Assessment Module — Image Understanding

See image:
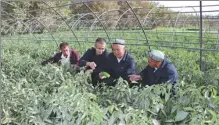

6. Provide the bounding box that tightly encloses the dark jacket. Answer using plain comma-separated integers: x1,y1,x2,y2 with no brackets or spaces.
139,57,178,86
106,51,136,81
41,49,80,66
79,48,109,73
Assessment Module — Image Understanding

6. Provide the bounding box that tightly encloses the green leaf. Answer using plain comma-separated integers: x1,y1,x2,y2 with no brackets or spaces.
204,89,210,98
167,84,172,92
161,109,167,117
165,93,170,102
171,106,177,114
164,119,174,123
1,117,16,124
183,107,193,112
175,111,189,122
211,87,217,97
208,110,217,119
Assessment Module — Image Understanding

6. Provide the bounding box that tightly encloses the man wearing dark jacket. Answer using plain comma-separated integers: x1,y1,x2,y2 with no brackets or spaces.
41,42,80,66
100,39,136,86
79,38,109,86
129,50,178,86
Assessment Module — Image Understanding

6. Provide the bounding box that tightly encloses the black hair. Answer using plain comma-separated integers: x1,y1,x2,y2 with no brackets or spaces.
59,42,69,49
95,38,106,44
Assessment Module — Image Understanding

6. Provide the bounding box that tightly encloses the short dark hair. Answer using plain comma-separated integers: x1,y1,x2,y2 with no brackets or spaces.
95,38,106,44
59,42,69,49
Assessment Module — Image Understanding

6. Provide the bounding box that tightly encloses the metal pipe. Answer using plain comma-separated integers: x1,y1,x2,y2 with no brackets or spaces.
83,2,110,42
199,1,203,71
126,1,150,51
0,1,2,124
42,2,80,47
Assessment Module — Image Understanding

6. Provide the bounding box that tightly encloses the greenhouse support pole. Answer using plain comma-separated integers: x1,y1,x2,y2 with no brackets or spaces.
0,0,2,124
83,3,111,42
199,1,203,71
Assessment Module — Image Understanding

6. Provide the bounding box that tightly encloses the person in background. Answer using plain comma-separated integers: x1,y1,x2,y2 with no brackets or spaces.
129,49,178,87
41,42,80,66
100,39,136,86
79,38,109,86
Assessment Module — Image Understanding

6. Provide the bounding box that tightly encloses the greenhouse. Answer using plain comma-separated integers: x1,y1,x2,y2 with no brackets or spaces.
1,0,219,124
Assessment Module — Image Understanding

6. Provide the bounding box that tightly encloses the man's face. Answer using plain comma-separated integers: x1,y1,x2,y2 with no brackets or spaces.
61,45,70,57
95,42,106,55
148,57,162,68
112,44,125,59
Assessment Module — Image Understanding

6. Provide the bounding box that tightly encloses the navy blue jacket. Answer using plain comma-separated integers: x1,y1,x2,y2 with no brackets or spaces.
79,48,109,73
106,51,136,81
139,57,178,86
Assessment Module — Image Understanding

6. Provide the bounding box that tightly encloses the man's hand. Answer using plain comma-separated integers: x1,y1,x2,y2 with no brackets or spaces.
129,75,142,82
86,62,97,70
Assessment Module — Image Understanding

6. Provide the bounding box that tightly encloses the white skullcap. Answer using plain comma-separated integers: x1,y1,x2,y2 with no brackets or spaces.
112,39,125,45
148,50,165,62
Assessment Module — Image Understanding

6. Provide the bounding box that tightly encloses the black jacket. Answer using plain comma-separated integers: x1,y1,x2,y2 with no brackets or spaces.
106,51,136,81
79,48,109,73
139,57,178,86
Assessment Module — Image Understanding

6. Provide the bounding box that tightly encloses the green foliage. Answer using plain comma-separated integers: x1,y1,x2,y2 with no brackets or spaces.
2,38,219,124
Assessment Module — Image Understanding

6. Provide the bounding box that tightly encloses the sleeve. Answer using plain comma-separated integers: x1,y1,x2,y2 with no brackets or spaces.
103,54,113,75
124,57,136,80
94,50,109,73
126,58,136,76
139,68,147,78
164,67,178,84
72,50,80,65
41,53,59,66
79,49,91,67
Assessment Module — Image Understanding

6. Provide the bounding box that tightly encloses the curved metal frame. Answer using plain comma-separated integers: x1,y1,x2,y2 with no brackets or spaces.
142,6,157,28
83,2,110,42
42,2,80,47
170,5,200,47
88,9,121,41
1,1,59,47
1,10,39,44
126,1,150,50
1,1,219,70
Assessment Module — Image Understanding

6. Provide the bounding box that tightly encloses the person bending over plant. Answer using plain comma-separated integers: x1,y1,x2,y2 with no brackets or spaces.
99,39,136,86
41,42,80,67
79,38,109,86
129,50,178,87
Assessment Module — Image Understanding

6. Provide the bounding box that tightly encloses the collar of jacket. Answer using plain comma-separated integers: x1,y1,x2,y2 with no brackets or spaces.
121,51,128,62
157,57,168,70
91,47,96,54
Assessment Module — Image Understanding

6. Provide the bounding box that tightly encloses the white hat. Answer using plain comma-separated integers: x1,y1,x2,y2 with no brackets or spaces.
148,50,165,62
112,39,125,45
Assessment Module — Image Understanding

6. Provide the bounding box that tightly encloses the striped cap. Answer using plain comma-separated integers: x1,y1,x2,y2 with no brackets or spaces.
112,39,125,45
148,50,165,62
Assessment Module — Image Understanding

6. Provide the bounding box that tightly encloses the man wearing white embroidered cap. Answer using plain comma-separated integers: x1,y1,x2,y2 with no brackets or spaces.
100,39,136,86
129,49,178,86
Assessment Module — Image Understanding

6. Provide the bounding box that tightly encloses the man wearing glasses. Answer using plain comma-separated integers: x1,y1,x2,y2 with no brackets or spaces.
129,50,178,86
99,39,136,86
79,38,109,86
